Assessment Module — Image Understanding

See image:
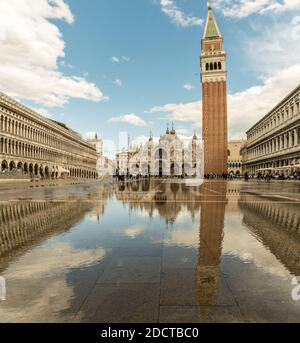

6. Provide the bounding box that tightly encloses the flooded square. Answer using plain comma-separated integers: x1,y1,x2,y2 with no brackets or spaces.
0,180,300,323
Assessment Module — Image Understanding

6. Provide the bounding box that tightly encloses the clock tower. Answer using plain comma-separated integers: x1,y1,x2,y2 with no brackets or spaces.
201,2,228,175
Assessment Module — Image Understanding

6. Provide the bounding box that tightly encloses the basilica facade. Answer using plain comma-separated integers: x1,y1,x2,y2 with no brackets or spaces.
115,126,202,178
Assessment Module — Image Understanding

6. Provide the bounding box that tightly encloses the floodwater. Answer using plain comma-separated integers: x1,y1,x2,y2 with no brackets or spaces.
0,179,300,323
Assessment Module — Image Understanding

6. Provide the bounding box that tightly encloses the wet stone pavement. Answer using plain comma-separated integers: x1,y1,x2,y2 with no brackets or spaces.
0,179,300,323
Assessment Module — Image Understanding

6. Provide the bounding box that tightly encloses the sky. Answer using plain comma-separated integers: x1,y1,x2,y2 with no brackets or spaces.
0,0,300,158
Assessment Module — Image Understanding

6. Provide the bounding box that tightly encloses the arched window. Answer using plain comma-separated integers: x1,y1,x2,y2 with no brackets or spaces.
210,63,213,70
218,62,222,70
206,63,209,71
214,62,217,70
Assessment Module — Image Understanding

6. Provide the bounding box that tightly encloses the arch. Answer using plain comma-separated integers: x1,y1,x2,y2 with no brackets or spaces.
210,62,213,70
34,164,39,176
45,166,49,178
1,160,8,171
39,165,44,178
214,62,218,70
9,161,16,171
218,62,222,70
29,163,34,174
17,162,23,171
24,163,28,174
206,63,209,71
155,148,168,160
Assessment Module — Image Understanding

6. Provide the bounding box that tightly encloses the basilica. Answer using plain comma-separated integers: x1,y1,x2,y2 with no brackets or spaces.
115,125,203,178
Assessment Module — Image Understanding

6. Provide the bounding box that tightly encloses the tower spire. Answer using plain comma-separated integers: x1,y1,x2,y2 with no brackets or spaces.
203,2,221,39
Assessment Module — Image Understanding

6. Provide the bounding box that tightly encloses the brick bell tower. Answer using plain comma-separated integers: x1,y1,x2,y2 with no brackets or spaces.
201,2,228,175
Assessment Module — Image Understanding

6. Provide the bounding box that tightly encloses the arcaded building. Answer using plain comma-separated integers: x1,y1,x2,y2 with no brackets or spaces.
244,85,300,176
201,4,228,175
227,140,246,176
0,91,98,179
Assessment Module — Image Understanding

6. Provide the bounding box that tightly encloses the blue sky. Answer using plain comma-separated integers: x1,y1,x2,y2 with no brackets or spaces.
0,0,300,157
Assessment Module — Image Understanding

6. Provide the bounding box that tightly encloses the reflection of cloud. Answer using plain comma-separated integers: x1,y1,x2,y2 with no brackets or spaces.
123,224,146,239
1,242,105,322
175,210,200,224
164,225,199,248
5,243,105,280
223,213,290,279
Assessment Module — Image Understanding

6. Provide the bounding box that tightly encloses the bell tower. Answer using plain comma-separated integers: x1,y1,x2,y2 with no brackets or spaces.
201,2,228,175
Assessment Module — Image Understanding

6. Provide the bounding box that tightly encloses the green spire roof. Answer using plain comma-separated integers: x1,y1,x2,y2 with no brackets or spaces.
203,5,221,39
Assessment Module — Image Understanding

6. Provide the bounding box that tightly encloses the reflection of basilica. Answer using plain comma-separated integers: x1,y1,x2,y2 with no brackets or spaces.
239,195,300,276
0,200,93,270
115,179,202,224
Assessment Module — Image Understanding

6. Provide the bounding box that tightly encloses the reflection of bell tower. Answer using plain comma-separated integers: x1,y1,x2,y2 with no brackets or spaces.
196,181,226,317
201,3,228,175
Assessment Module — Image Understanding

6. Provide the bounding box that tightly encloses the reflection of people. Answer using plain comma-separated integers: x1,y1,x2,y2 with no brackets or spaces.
0,276,6,301
196,181,226,318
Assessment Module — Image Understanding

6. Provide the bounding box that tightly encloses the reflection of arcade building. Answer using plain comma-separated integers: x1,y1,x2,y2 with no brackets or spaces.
239,194,300,276
116,126,202,178
0,200,93,269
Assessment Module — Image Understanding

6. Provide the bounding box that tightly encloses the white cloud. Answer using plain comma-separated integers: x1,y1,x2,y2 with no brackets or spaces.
109,113,148,127
111,56,130,63
111,56,120,63
82,131,101,141
214,0,300,17
113,79,123,88
150,101,201,123
29,106,53,118
159,0,203,27
131,135,160,147
183,83,194,91
245,20,300,75
176,128,190,135
0,0,107,107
